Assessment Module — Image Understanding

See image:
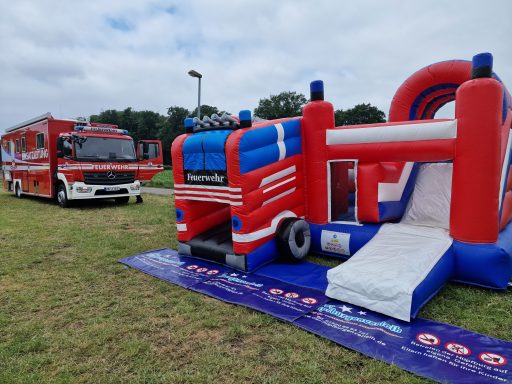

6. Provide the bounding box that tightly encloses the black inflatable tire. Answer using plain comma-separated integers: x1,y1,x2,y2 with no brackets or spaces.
276,218,311,261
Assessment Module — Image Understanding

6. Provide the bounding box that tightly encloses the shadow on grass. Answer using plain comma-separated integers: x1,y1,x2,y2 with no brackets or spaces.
10,193,137,210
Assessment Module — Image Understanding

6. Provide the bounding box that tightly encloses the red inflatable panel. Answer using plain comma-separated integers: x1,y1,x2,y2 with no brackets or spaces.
450,78,504,243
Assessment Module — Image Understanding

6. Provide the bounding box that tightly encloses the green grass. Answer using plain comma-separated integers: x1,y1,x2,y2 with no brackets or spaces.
144,170,174,189
0,191,511,383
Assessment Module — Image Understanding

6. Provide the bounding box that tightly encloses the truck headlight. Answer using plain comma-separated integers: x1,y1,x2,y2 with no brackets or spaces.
130,184,140,191
76,186,92,193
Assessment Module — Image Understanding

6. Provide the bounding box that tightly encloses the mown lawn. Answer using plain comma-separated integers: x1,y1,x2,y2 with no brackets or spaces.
144,170,174,189
0,191,511,384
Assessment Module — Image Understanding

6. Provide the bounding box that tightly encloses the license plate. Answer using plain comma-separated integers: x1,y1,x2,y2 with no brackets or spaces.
104,186,120,192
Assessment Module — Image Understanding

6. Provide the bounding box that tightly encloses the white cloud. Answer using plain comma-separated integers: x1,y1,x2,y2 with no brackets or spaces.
0,0,511,133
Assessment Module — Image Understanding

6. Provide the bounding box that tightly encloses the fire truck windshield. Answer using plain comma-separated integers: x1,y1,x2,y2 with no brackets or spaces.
74,137,136,162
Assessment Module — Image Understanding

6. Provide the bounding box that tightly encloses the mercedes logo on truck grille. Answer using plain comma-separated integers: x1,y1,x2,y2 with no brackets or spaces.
107,170,116,179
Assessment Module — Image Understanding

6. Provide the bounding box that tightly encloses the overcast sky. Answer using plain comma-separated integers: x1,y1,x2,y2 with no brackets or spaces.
0,0,511,133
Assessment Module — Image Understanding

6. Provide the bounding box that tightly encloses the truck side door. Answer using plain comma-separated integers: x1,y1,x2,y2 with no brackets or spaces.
136,140,164,182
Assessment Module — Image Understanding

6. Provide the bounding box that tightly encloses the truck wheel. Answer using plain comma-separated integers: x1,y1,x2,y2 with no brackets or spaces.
57,184,69,208
15,183,22,198
115,196,130,204
276,218,311,261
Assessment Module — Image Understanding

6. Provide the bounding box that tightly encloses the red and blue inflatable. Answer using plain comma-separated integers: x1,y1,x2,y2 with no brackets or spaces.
171,52,512,321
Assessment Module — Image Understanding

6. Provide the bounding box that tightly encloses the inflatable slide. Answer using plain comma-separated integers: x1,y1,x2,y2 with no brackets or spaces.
171,52,512,322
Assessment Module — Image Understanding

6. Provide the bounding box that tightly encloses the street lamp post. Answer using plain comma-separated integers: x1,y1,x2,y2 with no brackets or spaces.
188,70,202,119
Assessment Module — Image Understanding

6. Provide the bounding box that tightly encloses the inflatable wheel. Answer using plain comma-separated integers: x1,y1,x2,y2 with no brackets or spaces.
276,218,311,261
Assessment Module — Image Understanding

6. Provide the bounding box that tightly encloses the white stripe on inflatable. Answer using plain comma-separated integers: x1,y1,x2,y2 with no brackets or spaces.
177,223,187,231
259,165,296,187
174,184,242,192
499,132,512,209
262,176,296,194
326,120,457,145
232,210,297,243
262,187,296,206
378,162,415,202
174,189,242,199
175,195,242,205
275,123,286,160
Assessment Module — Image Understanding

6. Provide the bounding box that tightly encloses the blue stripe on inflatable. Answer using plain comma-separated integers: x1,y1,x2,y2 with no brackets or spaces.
309,222,381,258
184,153,204,170
452,221,512,289
239,119,302,174
411,247,455,318
182,130,232,171
378,163,420,222
409,83,459,120
245,238,279,272
420,93,456,119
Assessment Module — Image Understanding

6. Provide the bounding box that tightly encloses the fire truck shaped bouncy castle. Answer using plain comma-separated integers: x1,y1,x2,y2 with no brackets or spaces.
172,53,512,321
1,114,163,207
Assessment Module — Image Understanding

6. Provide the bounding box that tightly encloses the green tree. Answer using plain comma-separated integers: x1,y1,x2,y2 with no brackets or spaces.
159,106,190,165
254,91,307,120
189,105,229,119
334,103,386,126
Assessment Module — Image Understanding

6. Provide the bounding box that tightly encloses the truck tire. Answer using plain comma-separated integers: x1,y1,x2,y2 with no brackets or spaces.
276,218,311,261
115,196,130,204
15,183,22,198
57,184,70,208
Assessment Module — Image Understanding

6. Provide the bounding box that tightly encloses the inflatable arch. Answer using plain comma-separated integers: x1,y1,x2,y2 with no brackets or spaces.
171,53,512,321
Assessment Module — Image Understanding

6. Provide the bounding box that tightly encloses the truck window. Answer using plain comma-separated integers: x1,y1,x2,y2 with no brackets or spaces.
62,139,72,158
21,137,26,152
146,143,159,159
15,139,20,153
36,133,45,149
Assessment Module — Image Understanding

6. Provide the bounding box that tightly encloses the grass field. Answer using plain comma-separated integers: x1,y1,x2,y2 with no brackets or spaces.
144,170,174,189
1,191,511,383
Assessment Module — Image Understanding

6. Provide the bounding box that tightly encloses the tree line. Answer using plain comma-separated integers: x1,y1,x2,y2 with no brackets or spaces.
90,91,386,165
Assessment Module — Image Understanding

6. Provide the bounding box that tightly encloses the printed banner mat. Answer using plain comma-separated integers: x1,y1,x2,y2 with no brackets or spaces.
120,248,512,384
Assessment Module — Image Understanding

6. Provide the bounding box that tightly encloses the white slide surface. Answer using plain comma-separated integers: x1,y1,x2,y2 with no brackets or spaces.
326,223,452,321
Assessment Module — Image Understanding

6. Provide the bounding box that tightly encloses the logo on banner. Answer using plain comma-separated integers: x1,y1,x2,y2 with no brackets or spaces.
186,265,199,270
196,268,208,273
445,342,471,356
269,288,284,295
479,352,508,366
301,297,318,305
184,170,228,186
206,270,219,275
285,292,300,299
416,333,441,346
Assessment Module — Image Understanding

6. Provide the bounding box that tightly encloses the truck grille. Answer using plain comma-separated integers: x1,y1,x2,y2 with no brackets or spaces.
83,172,135,185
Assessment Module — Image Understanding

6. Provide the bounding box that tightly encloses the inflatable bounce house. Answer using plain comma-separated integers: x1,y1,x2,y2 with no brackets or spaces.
171,53,512,322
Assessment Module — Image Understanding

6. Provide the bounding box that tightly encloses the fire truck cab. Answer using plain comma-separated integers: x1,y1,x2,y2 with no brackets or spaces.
1,113,163,207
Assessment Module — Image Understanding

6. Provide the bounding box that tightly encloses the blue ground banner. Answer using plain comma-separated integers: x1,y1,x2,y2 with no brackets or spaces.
192,272,328,321
119,249,512,384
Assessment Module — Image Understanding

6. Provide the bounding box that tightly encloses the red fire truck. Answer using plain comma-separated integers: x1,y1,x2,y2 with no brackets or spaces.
1,113,163,207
